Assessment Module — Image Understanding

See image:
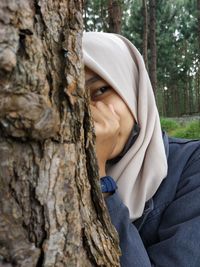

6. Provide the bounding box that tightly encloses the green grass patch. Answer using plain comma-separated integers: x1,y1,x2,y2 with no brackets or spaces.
173,120,200,139
160,117,200,139
160,117,180,132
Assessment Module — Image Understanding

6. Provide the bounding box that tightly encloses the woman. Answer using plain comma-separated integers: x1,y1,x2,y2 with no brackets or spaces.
83,32,200,267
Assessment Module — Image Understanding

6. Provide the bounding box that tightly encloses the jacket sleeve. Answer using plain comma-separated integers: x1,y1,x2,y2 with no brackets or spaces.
105,147,200,267
105,193,152,267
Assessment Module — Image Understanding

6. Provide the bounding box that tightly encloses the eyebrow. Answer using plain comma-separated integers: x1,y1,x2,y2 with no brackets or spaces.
86,75,101,86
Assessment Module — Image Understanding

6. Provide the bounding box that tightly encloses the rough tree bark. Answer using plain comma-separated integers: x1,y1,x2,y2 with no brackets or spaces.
149,0,157,96
0,0,120,266
108,0,122,34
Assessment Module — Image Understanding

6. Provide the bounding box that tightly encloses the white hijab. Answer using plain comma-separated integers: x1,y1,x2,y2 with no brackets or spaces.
83,32,168,221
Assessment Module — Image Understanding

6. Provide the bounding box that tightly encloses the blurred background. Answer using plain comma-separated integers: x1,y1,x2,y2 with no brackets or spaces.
83,0,200,138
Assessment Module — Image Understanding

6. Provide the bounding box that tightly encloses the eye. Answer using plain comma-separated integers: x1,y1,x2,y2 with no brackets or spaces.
92,86,110,99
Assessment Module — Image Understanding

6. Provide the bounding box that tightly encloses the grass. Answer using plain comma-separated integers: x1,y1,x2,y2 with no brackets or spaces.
160,117,200,139
160,117,180,133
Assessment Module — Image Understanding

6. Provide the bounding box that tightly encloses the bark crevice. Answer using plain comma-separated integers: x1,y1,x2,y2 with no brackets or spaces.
0,0,121,266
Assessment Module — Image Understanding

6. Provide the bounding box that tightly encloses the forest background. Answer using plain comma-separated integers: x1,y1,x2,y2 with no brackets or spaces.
84,0,200,138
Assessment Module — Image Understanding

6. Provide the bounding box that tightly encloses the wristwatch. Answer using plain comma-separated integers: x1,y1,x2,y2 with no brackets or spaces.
100,176,117,193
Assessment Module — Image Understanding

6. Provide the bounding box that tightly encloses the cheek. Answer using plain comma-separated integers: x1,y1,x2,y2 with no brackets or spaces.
116,103,133,121
120,107,134,131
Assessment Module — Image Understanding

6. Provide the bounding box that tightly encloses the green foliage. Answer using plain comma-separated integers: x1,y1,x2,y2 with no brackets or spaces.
160,117,180,132
160,117,200,139
84,0,200,117
122,0,143,50
173,120,200,139
84,0,125,32
83,0,108,32
122,0,200,117
156,0,199,116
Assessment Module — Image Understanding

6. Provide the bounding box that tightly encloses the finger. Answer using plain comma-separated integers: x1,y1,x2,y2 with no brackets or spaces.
90,104,105,123
91,102,120,135
95,101,116,121
91,102,114,124
108,104,120,121
93,120,102,135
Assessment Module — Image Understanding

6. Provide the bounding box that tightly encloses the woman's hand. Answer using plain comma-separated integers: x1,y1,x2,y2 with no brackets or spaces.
90,101,120,177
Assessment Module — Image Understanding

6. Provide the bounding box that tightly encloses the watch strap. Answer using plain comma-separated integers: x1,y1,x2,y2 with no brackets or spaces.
100,176,117,193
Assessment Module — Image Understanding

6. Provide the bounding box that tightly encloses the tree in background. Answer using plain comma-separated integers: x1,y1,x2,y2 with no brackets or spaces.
197,0,200,111
149,0,157,95
156,0,200,116
0,0,120,266
84,0,123,33
123,0,199,117
198,0,200,47
84,0,200,117
108,0,122,33
142,0,148,68
83,0,108,31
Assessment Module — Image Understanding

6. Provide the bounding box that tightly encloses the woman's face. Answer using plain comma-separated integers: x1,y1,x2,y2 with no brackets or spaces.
85,68,135,159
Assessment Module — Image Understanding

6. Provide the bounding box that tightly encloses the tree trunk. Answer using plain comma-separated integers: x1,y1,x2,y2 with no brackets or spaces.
149,0,157,97
83,0,89,32
196,0,200,114
0,1,120,266
197,71,200,113
197,0,200,50
172,84,180,117
108,0,122,33
142,0,148,68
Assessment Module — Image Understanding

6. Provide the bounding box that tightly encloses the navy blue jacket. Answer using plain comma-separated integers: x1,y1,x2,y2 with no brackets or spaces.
105,134,200,266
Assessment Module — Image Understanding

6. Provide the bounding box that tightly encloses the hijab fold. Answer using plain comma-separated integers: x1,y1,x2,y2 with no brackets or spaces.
83,32,168,221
